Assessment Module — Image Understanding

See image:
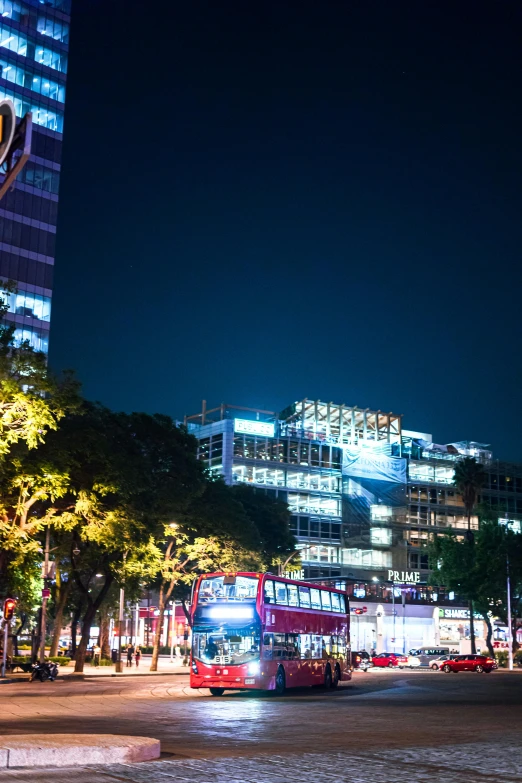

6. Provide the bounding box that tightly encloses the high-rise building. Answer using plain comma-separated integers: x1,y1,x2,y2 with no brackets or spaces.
0,0,71,354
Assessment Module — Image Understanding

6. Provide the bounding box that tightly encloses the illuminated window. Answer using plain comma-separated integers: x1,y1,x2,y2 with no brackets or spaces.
0,85,63,131
370,527,392,545
2,289,51,321
37,16,69,44
0,58,65,102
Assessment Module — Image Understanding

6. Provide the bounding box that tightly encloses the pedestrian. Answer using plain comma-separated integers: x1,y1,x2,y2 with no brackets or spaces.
135,646,141,668
175,643,181,659
126,643,134,668
93,644,101,667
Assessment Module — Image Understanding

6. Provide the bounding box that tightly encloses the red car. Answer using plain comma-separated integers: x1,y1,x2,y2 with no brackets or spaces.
371,652,408,668
441,654,495,673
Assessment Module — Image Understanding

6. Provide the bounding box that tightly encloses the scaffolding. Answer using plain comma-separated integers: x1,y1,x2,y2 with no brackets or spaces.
279,399,402,446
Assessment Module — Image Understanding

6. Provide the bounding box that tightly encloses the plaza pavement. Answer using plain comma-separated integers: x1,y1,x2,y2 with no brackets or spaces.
0,669,520,782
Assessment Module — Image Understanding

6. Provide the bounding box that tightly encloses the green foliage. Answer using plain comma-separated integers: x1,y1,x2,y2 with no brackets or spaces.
453,456,487,520
48,656,70,664
495,650,508,668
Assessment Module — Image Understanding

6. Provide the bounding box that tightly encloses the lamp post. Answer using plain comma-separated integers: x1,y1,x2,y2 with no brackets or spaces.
39,526,50,664
115,552,127,673
507,555,513,671
169,601,175,663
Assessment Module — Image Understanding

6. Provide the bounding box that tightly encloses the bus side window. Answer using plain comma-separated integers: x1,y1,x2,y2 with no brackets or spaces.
299,633,312,659
275,582,288,605
321,591,332,611
311,634,322,659
264,580,275,604
331,593,340,612
263,633,273,660
298,586,311,608
273,633,286,658
310,588,321,610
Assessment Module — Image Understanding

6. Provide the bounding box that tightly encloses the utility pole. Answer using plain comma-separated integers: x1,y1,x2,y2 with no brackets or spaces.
507,555,513,671
39,526,50,664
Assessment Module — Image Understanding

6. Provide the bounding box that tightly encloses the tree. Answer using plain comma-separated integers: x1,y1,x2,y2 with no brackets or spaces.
148,478,260,671
430,510,522,657
0,281,79,461
148,481,299,672
453,456,487,652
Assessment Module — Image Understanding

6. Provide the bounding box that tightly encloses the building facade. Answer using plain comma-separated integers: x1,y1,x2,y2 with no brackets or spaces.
185,399,522,653
0,0,71,354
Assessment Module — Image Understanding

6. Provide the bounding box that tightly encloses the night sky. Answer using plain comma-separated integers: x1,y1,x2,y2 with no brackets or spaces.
50,0,522,460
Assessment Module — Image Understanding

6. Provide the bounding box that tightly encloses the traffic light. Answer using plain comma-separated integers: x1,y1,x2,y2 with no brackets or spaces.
3,597,16,621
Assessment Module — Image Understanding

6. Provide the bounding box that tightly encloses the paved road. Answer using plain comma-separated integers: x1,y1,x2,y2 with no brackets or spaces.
0,670,521,781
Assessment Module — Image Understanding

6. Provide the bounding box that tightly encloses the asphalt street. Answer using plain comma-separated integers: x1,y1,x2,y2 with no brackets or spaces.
0,669,521,782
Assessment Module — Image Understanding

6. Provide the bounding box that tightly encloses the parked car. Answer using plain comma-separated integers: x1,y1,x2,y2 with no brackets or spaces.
429,654,458,671
371,652,408,668
441,654,495,673
407,647,451,668
351,651,373,671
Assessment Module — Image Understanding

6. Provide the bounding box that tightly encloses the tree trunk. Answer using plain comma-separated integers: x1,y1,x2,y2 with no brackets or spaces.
150,583,166,672
74,603,97,673
50,578,71,657
469,599,477,654
31,608,41,663
483,614,495,658
99,610,111,659
71,598,84,657
74,575,113,673
181,599,192,626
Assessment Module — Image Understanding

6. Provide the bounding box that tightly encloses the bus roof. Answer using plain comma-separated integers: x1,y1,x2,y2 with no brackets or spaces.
196,572,348,595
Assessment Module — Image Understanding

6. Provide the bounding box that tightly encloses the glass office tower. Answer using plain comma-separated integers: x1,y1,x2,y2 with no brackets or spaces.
0,0,71,354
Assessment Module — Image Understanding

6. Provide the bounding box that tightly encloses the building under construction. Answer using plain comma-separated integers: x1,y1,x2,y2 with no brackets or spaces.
185,398,522,584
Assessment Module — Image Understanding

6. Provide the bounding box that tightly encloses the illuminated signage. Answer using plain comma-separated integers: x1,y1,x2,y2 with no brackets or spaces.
207,605,254,620
439,608,470,620
234,418,275,438
388,570,421,584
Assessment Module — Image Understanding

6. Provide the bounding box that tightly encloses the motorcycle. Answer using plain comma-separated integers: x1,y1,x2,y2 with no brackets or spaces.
30,661,59,682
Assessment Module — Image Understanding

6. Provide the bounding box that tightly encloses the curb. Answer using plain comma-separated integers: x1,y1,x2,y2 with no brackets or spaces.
1,670,190,683
0,734,160,768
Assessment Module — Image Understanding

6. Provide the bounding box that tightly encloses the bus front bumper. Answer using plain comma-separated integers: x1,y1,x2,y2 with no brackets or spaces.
190,674,275,691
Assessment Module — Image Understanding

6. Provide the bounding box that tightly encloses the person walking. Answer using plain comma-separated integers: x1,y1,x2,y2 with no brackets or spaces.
126,643,134,668
135,646,141,668
93,644,101,667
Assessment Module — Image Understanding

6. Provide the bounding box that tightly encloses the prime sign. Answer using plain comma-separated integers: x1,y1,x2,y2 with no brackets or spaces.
388,570,421,584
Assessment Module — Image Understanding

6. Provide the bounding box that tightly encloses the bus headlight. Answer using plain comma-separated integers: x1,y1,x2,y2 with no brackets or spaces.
248,661,260,675
191,660,199,674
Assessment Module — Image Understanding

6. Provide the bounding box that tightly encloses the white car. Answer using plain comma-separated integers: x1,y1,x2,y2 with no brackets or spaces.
407,655,422,668
429,654,458,671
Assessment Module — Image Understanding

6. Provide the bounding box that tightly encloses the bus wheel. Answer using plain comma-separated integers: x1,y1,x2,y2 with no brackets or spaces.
209,687,225,696
331,664,340,689
275,666,286,696
324,664,333,689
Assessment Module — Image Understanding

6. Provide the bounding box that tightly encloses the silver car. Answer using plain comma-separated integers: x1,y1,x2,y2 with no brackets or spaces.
407,647,452,668
429,654,458,670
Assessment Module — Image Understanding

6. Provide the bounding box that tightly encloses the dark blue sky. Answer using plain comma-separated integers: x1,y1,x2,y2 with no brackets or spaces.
50,0,522,459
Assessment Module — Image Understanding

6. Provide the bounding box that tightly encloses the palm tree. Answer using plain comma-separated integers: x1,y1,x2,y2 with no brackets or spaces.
453,456,487,653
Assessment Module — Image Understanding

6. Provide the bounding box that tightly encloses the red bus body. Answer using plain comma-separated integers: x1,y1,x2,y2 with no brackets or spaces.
190,572,351,694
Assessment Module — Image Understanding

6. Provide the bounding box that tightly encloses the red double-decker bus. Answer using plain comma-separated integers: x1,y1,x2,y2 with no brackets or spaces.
189,572,351,696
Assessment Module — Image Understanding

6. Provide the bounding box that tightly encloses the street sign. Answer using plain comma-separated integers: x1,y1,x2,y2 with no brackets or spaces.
41,588,51,598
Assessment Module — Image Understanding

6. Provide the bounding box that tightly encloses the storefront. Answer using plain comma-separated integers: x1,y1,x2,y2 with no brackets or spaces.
350,602,438,654
437,607,485,652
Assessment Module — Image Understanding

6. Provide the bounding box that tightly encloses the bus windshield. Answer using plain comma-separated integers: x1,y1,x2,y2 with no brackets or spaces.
198,575,258,603
193,624,260,664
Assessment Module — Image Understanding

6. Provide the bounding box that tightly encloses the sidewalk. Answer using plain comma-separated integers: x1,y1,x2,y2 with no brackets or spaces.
2,656,190,683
